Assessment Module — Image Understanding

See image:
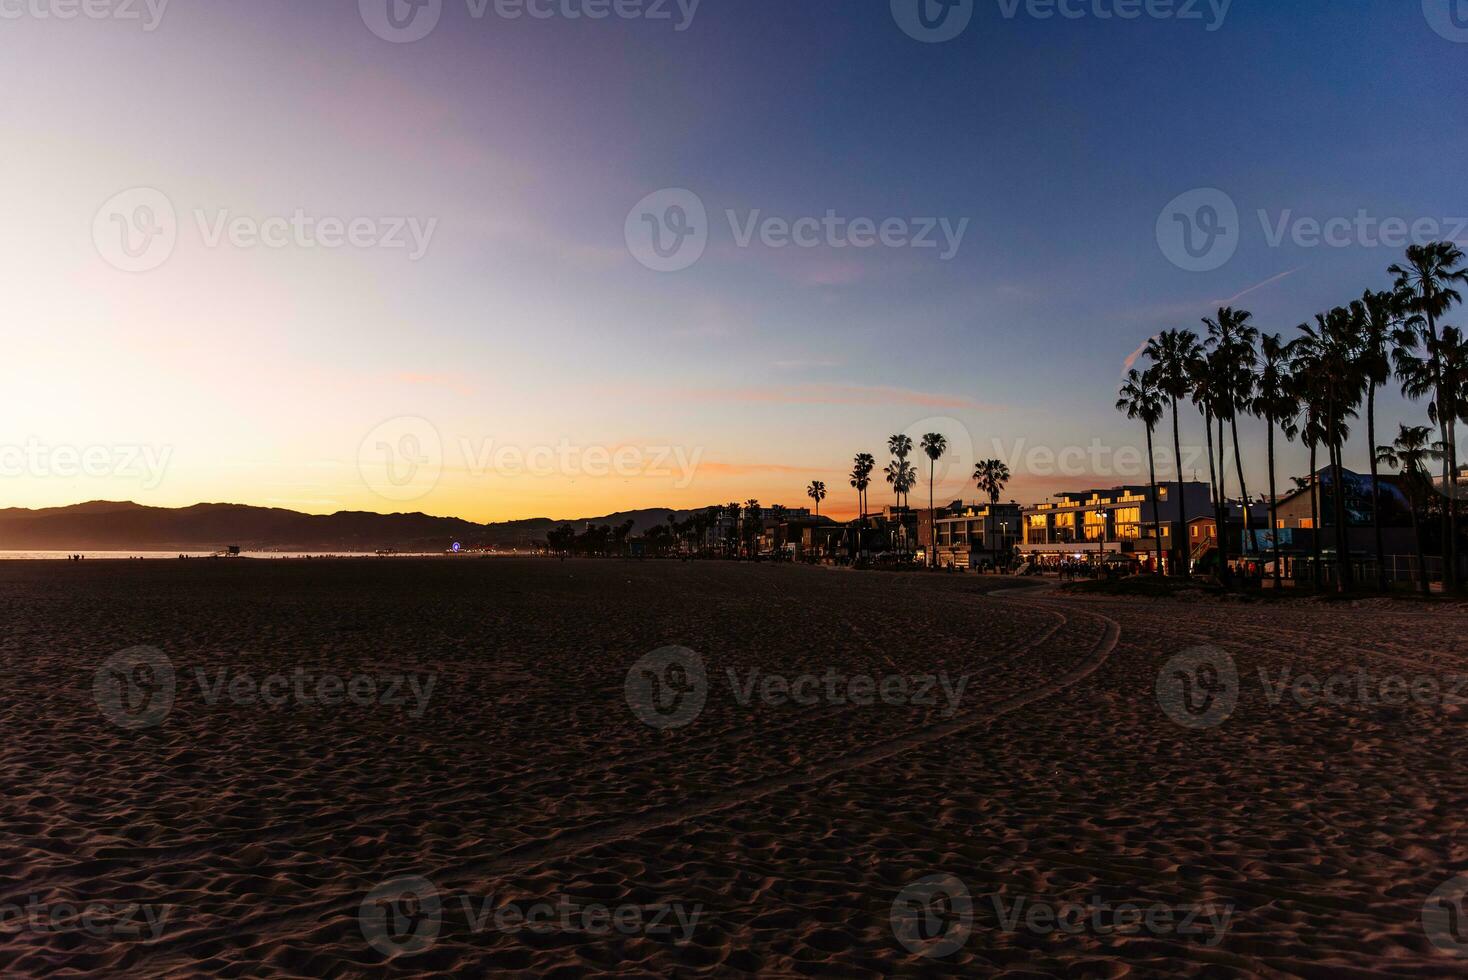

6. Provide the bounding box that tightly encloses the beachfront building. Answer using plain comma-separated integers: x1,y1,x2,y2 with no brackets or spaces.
1020,482,1212,570
930,502,1024,570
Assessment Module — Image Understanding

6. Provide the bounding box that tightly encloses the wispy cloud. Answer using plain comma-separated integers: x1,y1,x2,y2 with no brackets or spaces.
615,383,996,410
1118,267,1304,372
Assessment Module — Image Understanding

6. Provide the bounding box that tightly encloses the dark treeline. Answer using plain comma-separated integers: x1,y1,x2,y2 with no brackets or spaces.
1117,241,1467,594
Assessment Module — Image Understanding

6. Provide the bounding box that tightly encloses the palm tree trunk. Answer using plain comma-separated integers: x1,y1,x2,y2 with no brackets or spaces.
928,462,935,569
1267,418,1282,590
1309,442,1323,589
1216,414,1231,583
1170,397,1188,578
1367,384,1386,591
1146,424,1163,576
1202,408,1222,580
1329,428,1353,592
1427,307,1456,591
1231,416,1254,575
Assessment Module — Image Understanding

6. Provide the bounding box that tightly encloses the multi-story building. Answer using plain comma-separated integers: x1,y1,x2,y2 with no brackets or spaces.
930,502,1024,569
1020,482,1212,568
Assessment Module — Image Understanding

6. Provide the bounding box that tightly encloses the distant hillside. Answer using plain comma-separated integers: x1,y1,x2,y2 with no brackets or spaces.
0,502,710,552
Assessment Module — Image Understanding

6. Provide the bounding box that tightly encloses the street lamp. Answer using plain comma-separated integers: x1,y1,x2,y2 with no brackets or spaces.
1094,507,1108,563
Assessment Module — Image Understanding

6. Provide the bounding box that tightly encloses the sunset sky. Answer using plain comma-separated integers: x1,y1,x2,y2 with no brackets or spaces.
2,0,1465,522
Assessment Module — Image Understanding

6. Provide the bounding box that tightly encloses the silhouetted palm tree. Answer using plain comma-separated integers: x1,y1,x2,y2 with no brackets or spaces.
1251,333,1299,590
1390,242,1468,590
1190,345,1230,582
920,433,947,567
887,434,914,509
743,499,761,558
974,458,1011,563
1353,290,1400,590
851,452,875,521
1145,329,1203,577
1295,310,1361,591
1116,368,1165,575
1205,307,1259,563
806,480,826,518
1377,424,1441,595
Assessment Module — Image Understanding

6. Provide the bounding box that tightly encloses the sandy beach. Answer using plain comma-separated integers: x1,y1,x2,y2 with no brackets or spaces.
1,558,1466,976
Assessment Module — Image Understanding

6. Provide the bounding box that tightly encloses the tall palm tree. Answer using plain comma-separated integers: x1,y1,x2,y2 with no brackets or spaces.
1353,290,1399,590
850,452,874,520
1204,307,1260,564
887,434,914,508
743,498,761,558
920,433,948,567
1190,346,1230,582
1377,425,1441,596
1116,368,1166,575
1251,333,1299,590
1295,310,1361,591
974,458,1012,563
806,480,826,518
1144,328,1203,577
1390,242,1468,590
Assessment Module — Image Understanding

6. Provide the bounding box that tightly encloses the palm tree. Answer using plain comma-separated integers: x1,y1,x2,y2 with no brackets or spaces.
1116,368,1166,575
850,453,874,521
1390,242,1468,590
1204,307,1260,565
743,498,761,558
1295,310,1361,591
1145,329,1204,577
806,480,826,518
974,458,1012,564
887,435,914,507
1377,425,1441,596
1353,290,1399,590
1189,345,1229,582
1251,333,1299,590
920,433,948,567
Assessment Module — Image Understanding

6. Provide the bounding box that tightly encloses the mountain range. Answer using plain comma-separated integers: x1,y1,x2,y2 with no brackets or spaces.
0,501,700,552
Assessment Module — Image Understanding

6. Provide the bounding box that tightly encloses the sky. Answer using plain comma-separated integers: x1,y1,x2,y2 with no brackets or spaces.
1,0,1465,522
